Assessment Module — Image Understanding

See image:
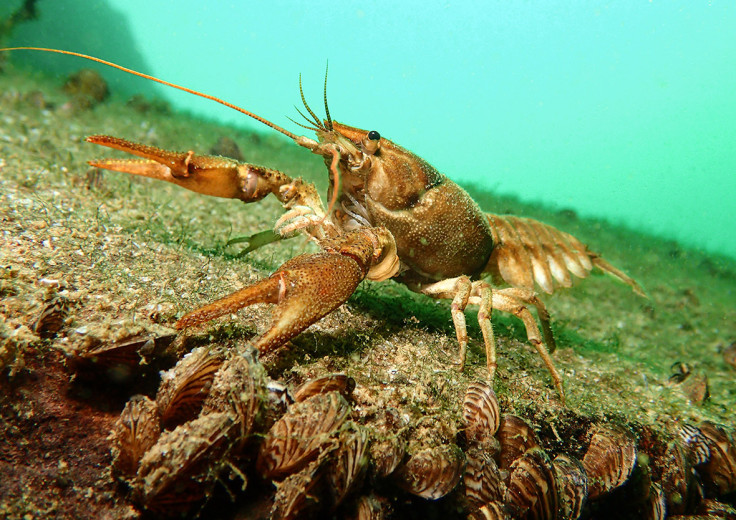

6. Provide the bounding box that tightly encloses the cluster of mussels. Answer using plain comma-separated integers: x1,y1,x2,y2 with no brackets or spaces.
462,383,736,519
100,342,735,519
462,382,641,519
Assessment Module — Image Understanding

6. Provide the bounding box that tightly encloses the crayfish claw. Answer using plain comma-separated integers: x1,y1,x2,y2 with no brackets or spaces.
176,252,365,354
175,276,282,331
176,228,397,355
86,135,305,204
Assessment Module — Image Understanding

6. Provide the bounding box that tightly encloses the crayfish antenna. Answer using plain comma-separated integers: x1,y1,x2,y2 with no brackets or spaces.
0,47,301,141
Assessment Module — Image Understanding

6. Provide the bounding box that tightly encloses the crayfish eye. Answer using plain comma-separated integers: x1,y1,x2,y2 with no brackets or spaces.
362,130,381,155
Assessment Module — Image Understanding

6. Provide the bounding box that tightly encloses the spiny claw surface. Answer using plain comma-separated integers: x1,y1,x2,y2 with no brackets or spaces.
175,252,366,353
86,135,292,203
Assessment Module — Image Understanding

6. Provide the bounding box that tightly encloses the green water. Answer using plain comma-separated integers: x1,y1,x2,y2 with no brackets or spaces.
5,0,736,259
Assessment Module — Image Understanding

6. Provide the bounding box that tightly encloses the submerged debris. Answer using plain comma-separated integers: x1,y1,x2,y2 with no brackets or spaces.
0,0,39,50
209,136,245,161
724,342,736,370
62,69,109,103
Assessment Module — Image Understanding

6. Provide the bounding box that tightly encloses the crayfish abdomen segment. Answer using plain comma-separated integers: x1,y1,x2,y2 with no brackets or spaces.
485,214,645,296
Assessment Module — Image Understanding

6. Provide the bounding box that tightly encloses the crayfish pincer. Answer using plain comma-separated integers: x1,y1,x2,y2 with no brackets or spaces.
174,227,400,352
1,47,646,403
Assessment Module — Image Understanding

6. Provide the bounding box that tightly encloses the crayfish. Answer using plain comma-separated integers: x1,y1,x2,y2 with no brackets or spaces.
2,47,645,402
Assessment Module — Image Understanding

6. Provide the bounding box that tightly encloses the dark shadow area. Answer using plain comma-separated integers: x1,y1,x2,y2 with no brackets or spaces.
6,0,161,99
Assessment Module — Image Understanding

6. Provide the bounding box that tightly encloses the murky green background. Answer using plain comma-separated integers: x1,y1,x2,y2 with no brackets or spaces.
5,0,736,259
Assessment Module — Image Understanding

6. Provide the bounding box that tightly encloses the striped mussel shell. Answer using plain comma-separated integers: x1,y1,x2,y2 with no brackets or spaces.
293,373,356,403
696,421,736,497
582,424,637,500
368,407,407,479
134,412,236,512
467,501,511,520
32,298,68,338
661,440,700,515
724,342,736,369
349,494,389,520
552,454,588,520
71,332,175,381
505,447,558,520
201,353,266,441
641,483,666,520
496,415,540,471
264,380,291,427
110,394,161,478
370,435,407,480
678,423,711,466
257,391,350,479
699,497,736,517
155,346,224,429
464,444,506,509
328,424,370,507
394,443,465,499
463,381,501,444
271,454,330,520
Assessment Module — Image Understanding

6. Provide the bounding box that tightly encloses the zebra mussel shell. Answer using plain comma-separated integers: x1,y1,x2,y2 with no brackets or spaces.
678,423,711,466
370,434,407,480
368,407,407,479
465,445,506,509
464,381,501,443
697,421,736,497
328,425,370,507
71,332,174,380
723,341,736,370
505,447,558,520
661,441,695,516
110,394,161,478
642,483,666,520
134,412,236,512
271,455,329,520
201,354,264,440
257,391,350,479
698,497,736,517
582,424,637,500
553,454,588,520
395,443,465,499
155,346,224,429
293,373,356,403
497,415,540,470
32,298,68,338
467,501,511,520
349,494,390,520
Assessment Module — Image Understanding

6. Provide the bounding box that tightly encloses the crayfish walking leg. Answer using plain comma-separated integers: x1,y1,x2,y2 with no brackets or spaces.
418,278,564,403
